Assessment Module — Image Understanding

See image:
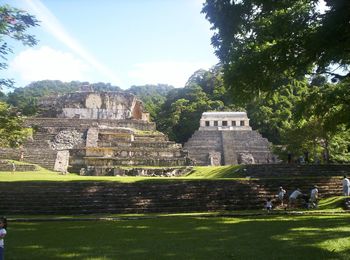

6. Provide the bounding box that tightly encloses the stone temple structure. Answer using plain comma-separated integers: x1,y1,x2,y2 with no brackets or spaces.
184,112,273,165
0,89,191,176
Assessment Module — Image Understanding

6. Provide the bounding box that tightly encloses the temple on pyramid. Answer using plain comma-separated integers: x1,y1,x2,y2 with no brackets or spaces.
0,88,192,176
184,112,274,165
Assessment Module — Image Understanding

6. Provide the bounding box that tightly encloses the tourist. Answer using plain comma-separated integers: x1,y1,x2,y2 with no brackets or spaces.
342,176,350,196
277,186,287,206
265,198,273,213
288,188,302,208
309,185,319,209
287,152,292,164
19,150,24,161
11,162,15,173
0,217,7,260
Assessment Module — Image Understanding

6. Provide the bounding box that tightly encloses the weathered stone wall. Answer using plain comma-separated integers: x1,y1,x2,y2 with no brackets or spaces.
91,166,193,177
53,150,70,173
26,118,156,131
183,130,223,165
184,130,273,165
1,90,191,174
19,119,190,173
38,92,146,120
0,160,38,171
184,111,274,166
0,174,344,214
49,129,84,150
221,130,272,164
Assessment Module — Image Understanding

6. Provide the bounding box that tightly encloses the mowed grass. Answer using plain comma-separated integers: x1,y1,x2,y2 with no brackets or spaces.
6,214,350,260
185,165,241,178
0,164,242,182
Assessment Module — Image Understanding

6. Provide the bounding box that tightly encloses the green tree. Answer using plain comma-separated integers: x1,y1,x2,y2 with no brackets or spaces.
202,0,350,162
0,4,39,89
156,67,229,143
0,4,38,147
128,84,174,120
0,101,31,147
247,79,309,144
202,0,350,102
292,78,350,162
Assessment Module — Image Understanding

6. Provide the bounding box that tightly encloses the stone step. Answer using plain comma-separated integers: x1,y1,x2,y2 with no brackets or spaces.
0,177,345,214
83,157,189,167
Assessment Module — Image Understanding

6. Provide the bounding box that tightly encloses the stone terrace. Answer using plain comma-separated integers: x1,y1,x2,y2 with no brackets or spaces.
0,165,348,215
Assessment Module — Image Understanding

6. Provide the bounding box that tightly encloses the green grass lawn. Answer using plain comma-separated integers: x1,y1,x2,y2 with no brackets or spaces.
2,163,349,259
5,214,350,260
0,164,243,182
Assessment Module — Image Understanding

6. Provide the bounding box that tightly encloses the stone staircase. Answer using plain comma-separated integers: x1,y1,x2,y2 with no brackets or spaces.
184,130,273,165
0,160,38,171
20,130,58,170
221,130,272,164
69,128,191,174
0,117,192,174
27,118,156,131
0,172,345,214
239,164,350,177
184,130,223,165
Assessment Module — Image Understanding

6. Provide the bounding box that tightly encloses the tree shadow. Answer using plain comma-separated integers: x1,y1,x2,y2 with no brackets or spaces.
7,215,350,259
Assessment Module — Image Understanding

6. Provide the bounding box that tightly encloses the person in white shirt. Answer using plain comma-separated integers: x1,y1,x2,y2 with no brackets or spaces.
0,217,7,260
342,176,350,196
277,186,287,206
309,185,319,208
288,188,302,208
265,198,273,212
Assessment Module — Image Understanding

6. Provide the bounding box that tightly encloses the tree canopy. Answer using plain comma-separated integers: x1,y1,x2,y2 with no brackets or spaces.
0,4,39,89
202,0,350,102
128,84,174,120
155,65,240,143
0,4,39,147
201,0,350,162
0,101,31,147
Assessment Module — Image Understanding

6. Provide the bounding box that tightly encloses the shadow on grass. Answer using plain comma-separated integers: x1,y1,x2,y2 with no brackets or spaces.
7,215,350,259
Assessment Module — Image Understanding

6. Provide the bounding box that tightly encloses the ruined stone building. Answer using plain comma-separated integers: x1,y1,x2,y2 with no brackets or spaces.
184,112,273,165
0,89,191,175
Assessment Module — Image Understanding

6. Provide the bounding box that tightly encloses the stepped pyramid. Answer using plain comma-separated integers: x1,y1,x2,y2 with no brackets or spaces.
184,112,274,165
0,87,191,175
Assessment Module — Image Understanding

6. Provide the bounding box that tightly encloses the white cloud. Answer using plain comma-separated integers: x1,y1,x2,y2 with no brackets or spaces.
128,61,213,87
9,46,90,83
22,0,122,86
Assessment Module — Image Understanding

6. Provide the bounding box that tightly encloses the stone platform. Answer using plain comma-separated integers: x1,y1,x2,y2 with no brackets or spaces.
0,90,192,175
0,165,348,214
184,112,273,166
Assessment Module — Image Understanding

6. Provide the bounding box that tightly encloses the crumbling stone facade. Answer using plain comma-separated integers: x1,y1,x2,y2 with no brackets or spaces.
38,91,146,120
0,89,191,175
184,112,274,165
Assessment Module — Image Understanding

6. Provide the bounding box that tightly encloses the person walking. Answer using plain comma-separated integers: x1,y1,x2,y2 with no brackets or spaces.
277,186,287,206
342,176,350,196
0,217,7,260
11,162,16,173
309,185,319,209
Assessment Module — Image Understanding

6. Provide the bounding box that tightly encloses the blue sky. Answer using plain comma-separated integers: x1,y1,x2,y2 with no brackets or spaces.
2,0,219,89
